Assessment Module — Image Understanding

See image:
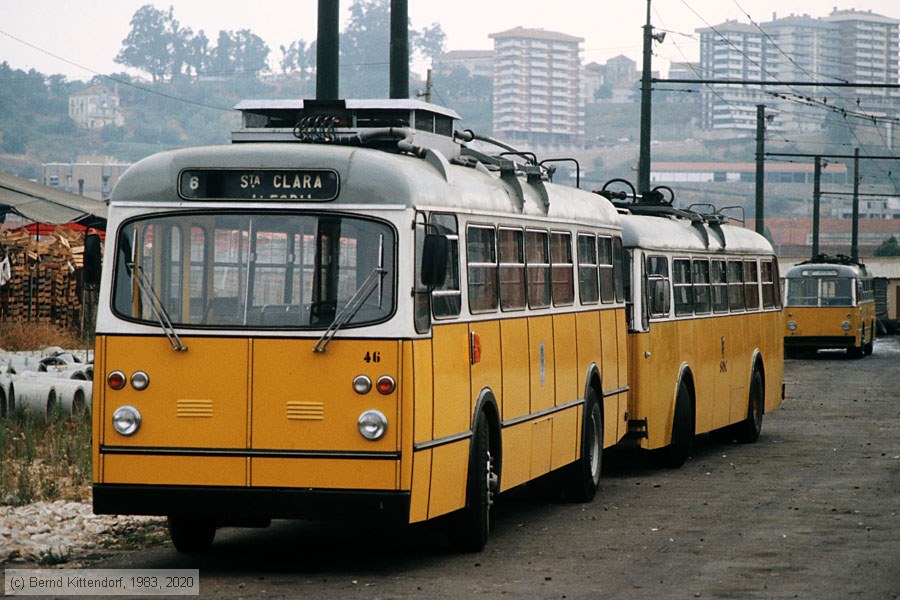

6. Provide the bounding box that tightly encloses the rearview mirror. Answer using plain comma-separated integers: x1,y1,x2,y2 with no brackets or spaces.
421,234,449,288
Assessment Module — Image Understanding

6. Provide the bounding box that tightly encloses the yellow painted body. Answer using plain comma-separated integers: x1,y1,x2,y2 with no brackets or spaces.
94,306,628,524
626,310,784,450
784,302,876,353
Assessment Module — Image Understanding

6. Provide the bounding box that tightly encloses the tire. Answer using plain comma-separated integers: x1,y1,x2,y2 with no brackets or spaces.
735,369,764,444
661,381,693,469
563,389,602,502
450,413,497,552
168,516,216,553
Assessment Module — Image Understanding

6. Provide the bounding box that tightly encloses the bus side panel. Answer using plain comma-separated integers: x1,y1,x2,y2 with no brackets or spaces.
500,422,532,491
599,309,620,446
409,339,434,523
431,323,472,439
615,308,629,441
711,317,733,431
470,320,502,413
728,314,751,424
499,318,530,422
550,406,579,471
427,440,469,519
552,313,578,408
528,315,556,414
639,321,679,450
409,447,432,522
92,336,106,484
764,310,785,413
691,317,719,434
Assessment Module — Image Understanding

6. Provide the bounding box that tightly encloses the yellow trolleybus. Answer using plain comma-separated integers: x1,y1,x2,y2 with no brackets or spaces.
598,182,784,466
92,99,628,552
783,254,876,358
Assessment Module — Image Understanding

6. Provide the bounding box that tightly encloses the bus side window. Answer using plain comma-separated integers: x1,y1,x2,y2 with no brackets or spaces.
744,259,760,310
727,260,745,311
467,224,498,313
673,258,693,316
761,259,777,309
646,255,670,318
499,227,526,310
711,259,728,313
526,229,551,309
692,258,711,314
577,233,599,304
431,213,461,319
598,236,614,303
613,237,625,303
550,231,574,306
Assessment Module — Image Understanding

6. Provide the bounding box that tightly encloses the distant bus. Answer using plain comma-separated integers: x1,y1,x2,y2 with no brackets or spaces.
783,255,876,358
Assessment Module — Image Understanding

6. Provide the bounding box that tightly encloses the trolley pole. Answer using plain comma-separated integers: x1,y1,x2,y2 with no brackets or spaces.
755,105,766,235
812,156,822,259
851,147,860,261
638,0,653,195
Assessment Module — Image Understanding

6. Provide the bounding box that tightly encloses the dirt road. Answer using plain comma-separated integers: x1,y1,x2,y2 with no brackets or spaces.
39,337,900,598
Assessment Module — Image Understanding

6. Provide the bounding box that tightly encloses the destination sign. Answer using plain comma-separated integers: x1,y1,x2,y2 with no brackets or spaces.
179,169,340,201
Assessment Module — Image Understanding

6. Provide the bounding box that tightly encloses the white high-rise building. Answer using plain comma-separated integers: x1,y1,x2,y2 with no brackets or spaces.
489,27,584,148
697,8,899,132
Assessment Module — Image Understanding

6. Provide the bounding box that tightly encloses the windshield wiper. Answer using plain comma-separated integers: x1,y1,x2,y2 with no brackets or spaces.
129,262,188,352
312,265,386,353
313,234,385,353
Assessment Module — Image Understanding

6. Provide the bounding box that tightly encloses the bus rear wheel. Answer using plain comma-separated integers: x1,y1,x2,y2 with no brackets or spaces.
450,413,497,552
168,516,216,553
735,369,764,443
564,389,602,502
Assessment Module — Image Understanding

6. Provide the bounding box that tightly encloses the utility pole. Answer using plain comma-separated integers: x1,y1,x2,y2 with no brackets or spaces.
851,147,860,261
812,156,821,259
638,0,653,194
755,105,766,235
316,0,340,100
389,0,409,99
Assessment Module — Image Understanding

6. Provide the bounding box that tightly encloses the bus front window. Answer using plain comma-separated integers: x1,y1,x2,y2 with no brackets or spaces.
112,212,395,329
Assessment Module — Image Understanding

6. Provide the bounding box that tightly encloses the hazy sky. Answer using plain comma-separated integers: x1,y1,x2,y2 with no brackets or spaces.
1,0,898,80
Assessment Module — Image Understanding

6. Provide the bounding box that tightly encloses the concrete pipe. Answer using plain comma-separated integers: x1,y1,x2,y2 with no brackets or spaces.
10,378,58,420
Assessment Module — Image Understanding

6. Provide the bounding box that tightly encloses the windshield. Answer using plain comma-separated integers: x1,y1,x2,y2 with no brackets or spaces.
786,276,853,307
112,212,395,329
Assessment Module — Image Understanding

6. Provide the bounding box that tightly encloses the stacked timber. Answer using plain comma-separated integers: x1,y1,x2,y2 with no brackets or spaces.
0,227,86,329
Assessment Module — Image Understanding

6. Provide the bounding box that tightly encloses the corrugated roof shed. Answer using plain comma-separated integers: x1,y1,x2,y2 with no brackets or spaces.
0,172,107,226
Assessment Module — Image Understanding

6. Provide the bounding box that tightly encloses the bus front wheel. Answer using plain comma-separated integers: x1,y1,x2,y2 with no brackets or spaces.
168,516,216,553
450,412,497,552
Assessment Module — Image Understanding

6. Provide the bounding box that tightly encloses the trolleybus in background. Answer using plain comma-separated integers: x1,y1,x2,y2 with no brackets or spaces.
598,181,784,467
783,254,876,358
92,99,782,552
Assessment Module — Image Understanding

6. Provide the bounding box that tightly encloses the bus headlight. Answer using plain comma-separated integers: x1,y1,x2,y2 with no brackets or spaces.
112,406,142,436
787,320,797,331
358,409,387,440
841,321,852,331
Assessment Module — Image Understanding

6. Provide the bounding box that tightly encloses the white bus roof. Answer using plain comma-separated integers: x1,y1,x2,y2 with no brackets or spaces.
620,212,774,256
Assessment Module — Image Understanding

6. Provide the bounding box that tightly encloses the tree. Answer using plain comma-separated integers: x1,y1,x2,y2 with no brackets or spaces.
115,5,170,82
874,235,900,257
413,23,446,65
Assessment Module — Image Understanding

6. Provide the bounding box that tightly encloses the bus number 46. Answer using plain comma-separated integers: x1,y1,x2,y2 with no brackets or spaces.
364,351,381,363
